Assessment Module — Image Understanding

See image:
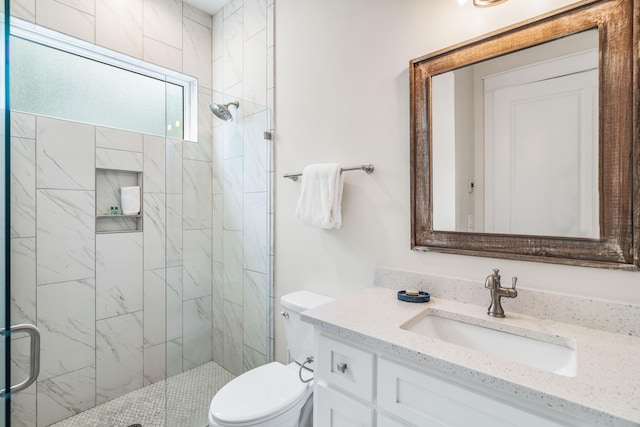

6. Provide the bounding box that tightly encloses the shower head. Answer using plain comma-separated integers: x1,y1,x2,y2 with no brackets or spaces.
209,101,239,122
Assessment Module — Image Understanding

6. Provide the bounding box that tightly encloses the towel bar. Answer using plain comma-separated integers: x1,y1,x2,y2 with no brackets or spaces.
284,164,374,181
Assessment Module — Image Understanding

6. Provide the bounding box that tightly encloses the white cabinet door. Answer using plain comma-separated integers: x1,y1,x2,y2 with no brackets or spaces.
315,383,374,427
377,358,569,427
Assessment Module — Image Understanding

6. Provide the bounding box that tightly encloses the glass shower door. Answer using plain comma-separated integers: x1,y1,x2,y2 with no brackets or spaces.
1,3,41,426
1,1,9,423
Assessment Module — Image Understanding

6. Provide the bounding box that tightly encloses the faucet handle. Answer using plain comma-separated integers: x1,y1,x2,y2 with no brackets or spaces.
511,276,518,290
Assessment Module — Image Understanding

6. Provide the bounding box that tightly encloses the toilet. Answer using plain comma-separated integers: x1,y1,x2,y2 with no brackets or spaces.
208,291,335,427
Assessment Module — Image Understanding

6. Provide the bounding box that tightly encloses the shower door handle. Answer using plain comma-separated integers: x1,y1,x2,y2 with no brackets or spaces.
0,324,41,397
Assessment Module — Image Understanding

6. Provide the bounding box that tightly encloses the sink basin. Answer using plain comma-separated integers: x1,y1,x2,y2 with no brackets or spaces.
401,313,577,377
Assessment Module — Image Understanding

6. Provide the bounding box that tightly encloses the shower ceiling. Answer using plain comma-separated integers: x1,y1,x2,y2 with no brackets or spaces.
182,0,228,15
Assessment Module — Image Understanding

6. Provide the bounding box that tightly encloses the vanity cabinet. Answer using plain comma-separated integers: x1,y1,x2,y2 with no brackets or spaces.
316,383,375,426
314,332,586,427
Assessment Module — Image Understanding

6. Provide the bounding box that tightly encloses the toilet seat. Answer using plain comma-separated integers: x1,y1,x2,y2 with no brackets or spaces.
209,362,309,426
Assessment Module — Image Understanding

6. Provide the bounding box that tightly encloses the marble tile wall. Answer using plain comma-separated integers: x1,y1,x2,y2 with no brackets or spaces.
9,0,275,424
10,112,217,426
9,113,178,426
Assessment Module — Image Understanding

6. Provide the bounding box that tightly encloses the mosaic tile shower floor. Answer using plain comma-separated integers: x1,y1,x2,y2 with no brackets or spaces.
51,361,235,427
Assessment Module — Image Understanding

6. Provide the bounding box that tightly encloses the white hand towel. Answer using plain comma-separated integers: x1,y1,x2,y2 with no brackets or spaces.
120,186,141,215
295,163,344,229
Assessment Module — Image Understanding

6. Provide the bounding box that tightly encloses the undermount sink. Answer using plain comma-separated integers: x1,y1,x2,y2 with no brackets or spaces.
401,313,577,377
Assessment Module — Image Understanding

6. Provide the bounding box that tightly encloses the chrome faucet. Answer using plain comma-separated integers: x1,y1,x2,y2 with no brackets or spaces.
484,269,517,318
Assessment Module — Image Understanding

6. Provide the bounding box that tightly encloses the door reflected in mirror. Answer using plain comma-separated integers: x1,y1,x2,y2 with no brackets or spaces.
431,30,599,238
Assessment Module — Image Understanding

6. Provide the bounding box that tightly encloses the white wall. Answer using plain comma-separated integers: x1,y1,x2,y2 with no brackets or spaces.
274,0,640,362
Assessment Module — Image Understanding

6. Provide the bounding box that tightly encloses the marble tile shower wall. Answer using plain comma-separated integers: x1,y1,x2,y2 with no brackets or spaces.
211,0,275,377
9,0,274,425
10,113,191,427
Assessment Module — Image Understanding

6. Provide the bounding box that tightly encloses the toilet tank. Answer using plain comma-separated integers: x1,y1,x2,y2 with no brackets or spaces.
280,291,335,365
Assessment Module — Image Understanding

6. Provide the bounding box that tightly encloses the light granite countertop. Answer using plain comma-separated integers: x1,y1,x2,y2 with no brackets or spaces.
302,287,640,427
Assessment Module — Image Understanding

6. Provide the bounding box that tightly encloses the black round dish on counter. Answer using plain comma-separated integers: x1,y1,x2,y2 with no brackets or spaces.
397,290,430,303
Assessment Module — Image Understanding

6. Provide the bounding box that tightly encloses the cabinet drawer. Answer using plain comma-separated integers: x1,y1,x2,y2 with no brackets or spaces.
315,383,374,427
317,334,374,401
377,358,568,427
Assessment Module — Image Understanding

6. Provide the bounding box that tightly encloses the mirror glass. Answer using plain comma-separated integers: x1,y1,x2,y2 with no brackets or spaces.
432,29,599,238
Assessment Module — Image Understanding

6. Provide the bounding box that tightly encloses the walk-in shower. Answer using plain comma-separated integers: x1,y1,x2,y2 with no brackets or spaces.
209,101,239,122
5,0,274,424
7,28,273,427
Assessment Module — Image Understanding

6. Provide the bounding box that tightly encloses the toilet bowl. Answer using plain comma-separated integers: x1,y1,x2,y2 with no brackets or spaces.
208,362,313,427
208,291,334,427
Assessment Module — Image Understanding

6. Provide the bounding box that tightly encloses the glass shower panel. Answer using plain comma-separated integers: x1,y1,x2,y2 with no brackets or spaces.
1,1,8,424
164,94,273,426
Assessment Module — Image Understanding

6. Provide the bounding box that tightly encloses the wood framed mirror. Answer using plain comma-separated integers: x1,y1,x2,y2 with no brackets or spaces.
410,0,639,270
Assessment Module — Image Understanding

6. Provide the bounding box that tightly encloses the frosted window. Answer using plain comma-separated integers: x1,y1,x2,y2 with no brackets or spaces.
10,36,185,138
165,83,184,139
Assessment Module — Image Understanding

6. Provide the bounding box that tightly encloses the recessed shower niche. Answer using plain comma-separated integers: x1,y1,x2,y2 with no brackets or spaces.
96,168,143,233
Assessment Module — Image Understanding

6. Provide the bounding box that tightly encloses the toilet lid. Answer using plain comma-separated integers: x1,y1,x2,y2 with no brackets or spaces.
210,362,308,425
